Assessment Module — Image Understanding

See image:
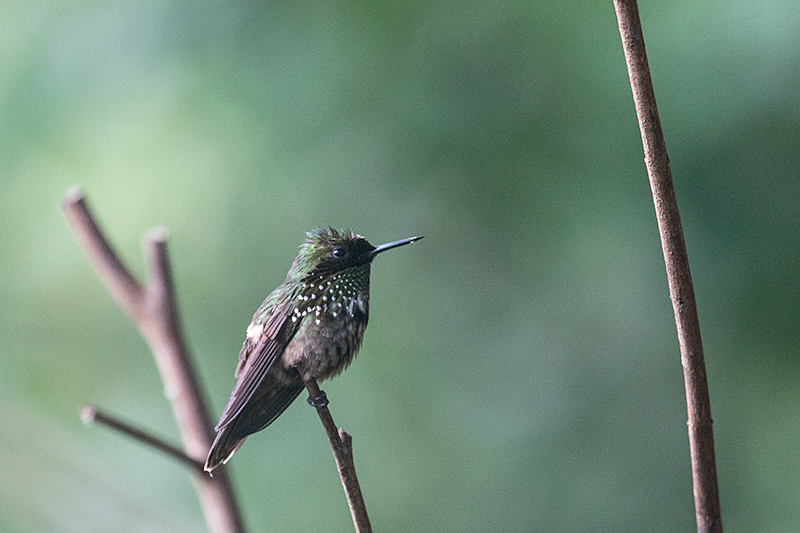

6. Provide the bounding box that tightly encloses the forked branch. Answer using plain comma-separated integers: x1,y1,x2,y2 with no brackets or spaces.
301,375,372,533
62,188,245,533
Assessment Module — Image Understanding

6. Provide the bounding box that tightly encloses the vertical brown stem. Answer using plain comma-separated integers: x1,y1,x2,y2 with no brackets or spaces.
612,2,722,532
301,376,372,533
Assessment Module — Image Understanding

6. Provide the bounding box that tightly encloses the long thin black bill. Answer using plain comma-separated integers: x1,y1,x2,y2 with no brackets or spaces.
371,235,424,256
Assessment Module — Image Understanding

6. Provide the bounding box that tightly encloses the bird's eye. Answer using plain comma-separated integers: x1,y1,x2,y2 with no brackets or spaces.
332,247,346,258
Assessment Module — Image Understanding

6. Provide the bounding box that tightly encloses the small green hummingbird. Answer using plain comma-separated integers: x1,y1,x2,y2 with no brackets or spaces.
205,228,423,472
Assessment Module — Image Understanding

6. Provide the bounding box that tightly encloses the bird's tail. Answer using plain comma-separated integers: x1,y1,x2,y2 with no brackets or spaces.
204,425,246,473
204,376,305,472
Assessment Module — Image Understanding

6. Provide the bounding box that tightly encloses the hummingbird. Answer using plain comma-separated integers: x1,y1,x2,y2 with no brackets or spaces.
204,228,423,472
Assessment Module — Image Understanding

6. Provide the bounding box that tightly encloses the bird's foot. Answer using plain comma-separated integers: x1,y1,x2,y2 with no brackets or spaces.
307,390,329,408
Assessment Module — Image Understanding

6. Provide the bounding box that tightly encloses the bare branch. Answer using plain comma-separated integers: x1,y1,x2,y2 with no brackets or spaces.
301,375,372,533
61,187,144,319
63,190,246,533
613,2,722,532
81,405,203,473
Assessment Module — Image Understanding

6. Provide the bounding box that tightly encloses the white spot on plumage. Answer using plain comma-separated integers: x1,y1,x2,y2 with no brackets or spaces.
246,323,263,339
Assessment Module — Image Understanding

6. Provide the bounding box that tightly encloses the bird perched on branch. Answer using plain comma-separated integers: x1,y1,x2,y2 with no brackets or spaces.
205,228,423,472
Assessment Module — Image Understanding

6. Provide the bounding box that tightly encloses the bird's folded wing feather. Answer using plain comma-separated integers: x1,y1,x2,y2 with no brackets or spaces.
214,301,298,431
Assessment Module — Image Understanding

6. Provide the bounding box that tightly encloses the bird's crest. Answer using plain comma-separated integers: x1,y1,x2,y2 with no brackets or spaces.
287,228,374,281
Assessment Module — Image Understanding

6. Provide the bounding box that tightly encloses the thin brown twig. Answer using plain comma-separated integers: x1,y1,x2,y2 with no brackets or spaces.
301,375,372,533
80,405,203,472
62,188,246,533
612,2,722,532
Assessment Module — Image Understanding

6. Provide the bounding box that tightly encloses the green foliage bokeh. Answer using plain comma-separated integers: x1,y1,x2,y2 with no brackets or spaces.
1,1,799,531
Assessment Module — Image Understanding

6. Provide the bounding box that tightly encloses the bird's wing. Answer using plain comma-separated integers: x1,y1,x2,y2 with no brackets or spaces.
214,300,298,432
235,374,305,436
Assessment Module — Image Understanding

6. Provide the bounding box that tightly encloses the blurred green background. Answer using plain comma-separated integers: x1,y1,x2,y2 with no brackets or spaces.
2,0,799,531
